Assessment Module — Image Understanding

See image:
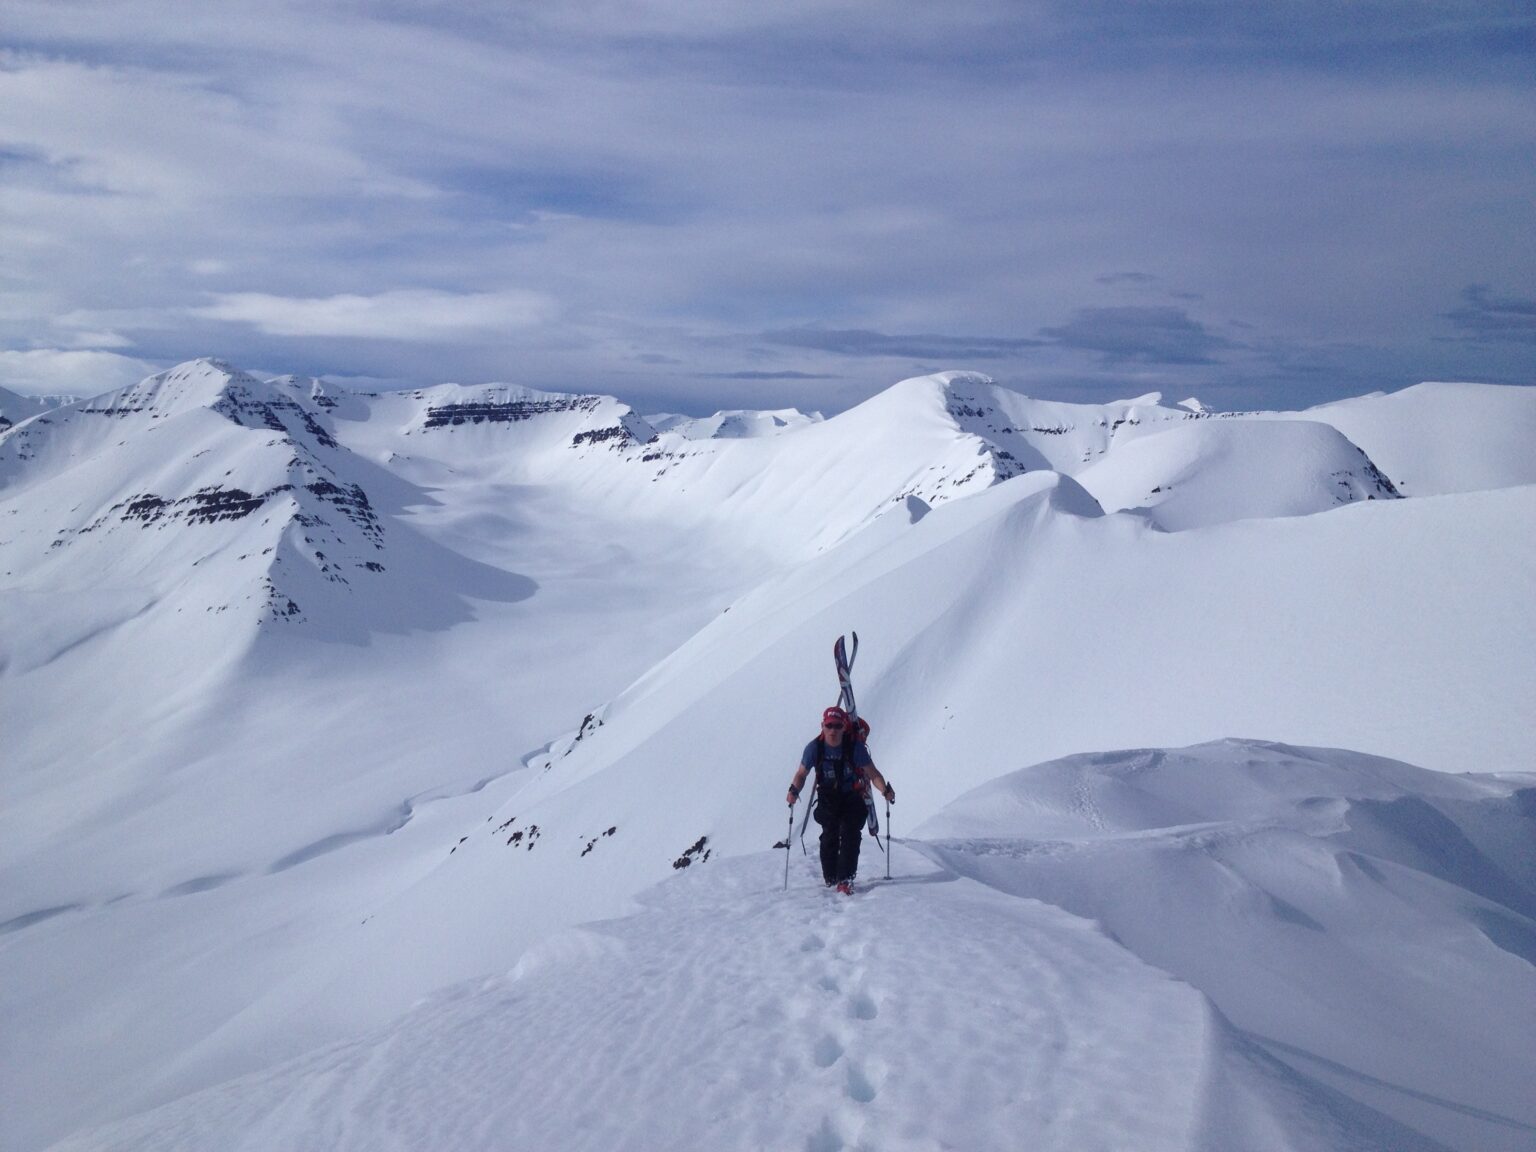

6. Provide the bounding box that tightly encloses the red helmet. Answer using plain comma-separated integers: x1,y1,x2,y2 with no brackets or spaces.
821,706,848,729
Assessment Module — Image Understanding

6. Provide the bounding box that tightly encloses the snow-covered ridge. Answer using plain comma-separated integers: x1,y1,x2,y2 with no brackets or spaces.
914,739,1536,1151
3,358,1534,1152
1076,418,1401,529
0,359,519,641
645,407,823,440
1288,381,1536,496
0,385,51,433
47,740,1536,1152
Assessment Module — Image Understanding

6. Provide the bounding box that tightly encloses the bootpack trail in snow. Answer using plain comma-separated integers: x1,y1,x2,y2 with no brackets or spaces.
45,847,1431,1152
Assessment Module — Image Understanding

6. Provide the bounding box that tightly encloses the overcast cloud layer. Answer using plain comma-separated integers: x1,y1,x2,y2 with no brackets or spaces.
2,1,1533,412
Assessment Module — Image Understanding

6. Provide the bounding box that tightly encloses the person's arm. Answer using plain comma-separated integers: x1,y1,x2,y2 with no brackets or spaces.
786,763,810,806
860,750,894,803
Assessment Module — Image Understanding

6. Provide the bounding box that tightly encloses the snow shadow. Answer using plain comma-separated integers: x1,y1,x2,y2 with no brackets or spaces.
266,800,415,874
908,739,1536,1152
1255,1035,1536,1139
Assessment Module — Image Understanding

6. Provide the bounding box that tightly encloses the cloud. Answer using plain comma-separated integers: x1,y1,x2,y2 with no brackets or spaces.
762,329,1044,360
695,369,838,380
194,289,557,340
1039,306,1232,366
0,2,1531,413
1442,285,1536,345
0,348,156,397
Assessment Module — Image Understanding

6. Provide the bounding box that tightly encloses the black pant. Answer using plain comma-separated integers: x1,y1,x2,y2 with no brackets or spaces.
815,791,867,884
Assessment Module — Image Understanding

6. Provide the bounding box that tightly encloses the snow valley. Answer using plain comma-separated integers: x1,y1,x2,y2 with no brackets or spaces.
2,360,1533,1152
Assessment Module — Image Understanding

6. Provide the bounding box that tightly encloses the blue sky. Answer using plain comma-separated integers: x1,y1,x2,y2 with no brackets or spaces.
1,1,1532,413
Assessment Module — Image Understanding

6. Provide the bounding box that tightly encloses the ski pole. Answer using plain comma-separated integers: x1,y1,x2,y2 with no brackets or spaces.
784,802,794,890
884,791,891,879
798,782,817,854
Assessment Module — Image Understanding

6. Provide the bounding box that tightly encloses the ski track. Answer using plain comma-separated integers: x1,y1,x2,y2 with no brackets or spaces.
53,849,1231,1152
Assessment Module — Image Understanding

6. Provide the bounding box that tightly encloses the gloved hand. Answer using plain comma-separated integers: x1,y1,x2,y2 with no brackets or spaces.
883,783,895,803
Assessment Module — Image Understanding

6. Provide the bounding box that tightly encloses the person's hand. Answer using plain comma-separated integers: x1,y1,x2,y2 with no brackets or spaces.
786,789,798,806
883,783,895,803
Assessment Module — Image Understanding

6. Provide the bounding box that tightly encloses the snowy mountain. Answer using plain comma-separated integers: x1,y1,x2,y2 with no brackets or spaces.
1287,381,1536,496
43,741,1535,1152
916,740,1536,1152
1075,418,1399,529
3,360,1533,1152
645,407,823,439
0,384,50,432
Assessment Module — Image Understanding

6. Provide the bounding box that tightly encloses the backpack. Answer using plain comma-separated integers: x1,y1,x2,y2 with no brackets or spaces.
812,717,873,794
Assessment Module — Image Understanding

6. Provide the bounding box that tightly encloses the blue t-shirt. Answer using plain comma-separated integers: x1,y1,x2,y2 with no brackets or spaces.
801,737,872,793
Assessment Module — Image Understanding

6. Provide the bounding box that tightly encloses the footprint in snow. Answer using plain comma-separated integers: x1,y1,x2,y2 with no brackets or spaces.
805,1116,844,1152
847,991,878,1021
812,1034,843,1068
844,1061,878,1103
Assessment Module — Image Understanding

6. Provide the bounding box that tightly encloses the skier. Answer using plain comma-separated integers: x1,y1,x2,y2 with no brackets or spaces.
785,706,895,893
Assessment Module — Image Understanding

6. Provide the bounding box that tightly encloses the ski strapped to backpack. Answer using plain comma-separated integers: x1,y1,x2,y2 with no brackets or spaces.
798,632,883,853
835,633,882,841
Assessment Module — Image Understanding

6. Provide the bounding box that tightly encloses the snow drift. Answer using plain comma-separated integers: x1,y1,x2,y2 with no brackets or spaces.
45,740,1534,1152
918,739,1536,1151
3,361,1534,1152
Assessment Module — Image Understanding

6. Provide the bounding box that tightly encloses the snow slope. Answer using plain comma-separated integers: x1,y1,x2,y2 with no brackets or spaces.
1287,382,1536,496
3,362,1533,1151
646,407,823,439
120,466,1533,1151
1074,418,1399,529
0,384,49,432
917,740,1536,1152
48,741,1532,1152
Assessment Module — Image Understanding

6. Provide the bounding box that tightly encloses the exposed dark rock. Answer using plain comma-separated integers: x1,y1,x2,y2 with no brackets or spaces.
673,835,709,869
121,494,172,522
506,822,542,850
423,396,599,428
211,387,339,448
571,425,632,448
580,825,619,857
109,485,293,527
305,478,383,545
183,487,266,524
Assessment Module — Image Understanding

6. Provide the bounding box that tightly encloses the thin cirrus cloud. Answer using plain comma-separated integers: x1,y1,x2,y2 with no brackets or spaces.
1038,307,1233,366
1442,286,1536,345
194,289,557,340
760,309,1231,369
0,348,156,397
762,329,1045,360
0,2,1532,410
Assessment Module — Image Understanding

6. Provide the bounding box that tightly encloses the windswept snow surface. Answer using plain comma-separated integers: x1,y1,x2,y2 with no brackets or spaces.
1074,419,1399,530
645,407,823,439
49,742,1532,1152
917,740,1536,1152
0,384,50,431
3,361,1535,1151
1287,382,1536,496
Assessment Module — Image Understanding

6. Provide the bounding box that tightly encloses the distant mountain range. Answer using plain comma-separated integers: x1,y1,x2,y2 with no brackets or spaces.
2,360,1533,1152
